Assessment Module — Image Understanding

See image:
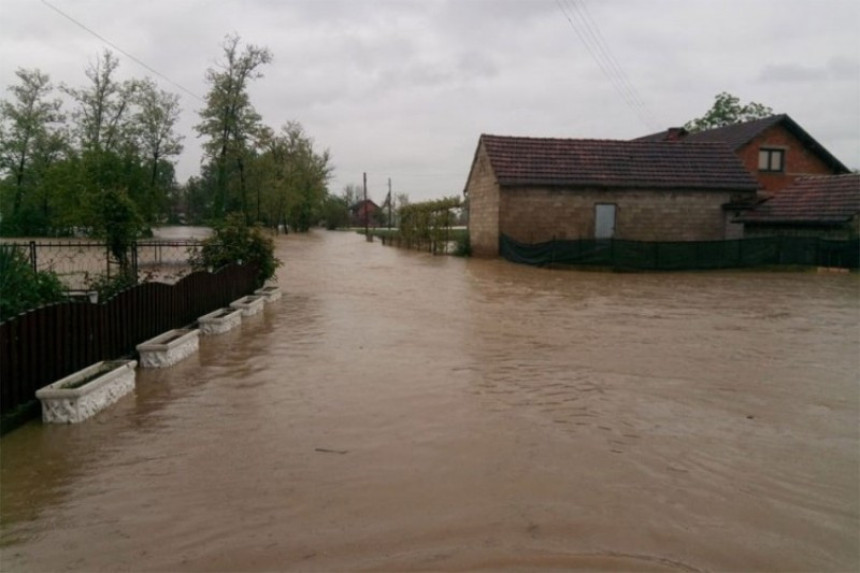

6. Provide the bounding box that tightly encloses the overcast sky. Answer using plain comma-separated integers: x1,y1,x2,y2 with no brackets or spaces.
1,0,858,203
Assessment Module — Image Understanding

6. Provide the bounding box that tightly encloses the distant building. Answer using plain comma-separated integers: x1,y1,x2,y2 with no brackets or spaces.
635,114,850,196
737,174,860,240
464,134,759,257
349,199,380,227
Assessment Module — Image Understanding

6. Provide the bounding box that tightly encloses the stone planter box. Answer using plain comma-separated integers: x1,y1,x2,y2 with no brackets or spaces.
229,295,265,317
36,360,137,424
198,307,243,336
137,328,199,368
254,285,282,303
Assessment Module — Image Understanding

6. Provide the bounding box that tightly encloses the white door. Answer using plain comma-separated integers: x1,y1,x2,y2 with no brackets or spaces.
595,204,616,239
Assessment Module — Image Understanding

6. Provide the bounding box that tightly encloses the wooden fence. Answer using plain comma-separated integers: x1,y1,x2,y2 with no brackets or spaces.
0,263,258,421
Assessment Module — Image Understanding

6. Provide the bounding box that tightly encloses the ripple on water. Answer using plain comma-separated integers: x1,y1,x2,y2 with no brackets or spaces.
1,231,858,572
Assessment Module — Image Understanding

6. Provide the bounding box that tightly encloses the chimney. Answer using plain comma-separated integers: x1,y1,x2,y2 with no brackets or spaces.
665,127,688,141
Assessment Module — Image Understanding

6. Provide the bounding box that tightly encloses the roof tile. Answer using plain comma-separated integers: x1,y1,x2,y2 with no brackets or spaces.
480,135,760,191
632,114,849,173
738,174,860,224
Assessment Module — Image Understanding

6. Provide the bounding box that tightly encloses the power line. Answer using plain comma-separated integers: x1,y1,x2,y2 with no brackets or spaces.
40,0,204,102
558,0,651,127
555,0,658,130
567,0,656,125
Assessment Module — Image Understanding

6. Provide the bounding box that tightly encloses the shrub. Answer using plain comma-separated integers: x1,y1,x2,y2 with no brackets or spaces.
84,271,139,302
0,245,66,321
190,213,281,287
453,233,471,257
97,188,144,279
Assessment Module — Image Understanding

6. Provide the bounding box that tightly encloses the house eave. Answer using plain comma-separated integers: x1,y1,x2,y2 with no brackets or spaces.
498,180,759,193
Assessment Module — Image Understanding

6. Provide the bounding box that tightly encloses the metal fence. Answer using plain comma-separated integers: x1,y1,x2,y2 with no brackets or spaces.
500,235,860,271
0,240,203,290
0,263,258,424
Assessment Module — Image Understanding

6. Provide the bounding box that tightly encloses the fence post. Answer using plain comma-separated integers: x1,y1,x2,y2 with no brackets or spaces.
29,241,37,273
132,243,139,277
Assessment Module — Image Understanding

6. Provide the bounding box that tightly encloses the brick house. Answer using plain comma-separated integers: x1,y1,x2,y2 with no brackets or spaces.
349,199,380,227
737,174,860,240
635,114,850,196
464,135,760,257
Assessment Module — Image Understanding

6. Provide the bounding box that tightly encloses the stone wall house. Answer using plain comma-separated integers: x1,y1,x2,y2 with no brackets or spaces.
737,174,860,240
465,135,760,257
635,114,849,196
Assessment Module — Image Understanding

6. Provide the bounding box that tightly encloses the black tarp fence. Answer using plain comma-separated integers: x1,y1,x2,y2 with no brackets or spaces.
500,234,859,270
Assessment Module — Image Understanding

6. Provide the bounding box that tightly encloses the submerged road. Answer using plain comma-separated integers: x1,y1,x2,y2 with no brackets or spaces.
2,230,858,571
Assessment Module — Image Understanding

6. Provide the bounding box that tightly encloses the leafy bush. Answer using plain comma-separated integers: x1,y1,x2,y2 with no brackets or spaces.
84,271,139,302
96,188,144,278
0,245,66,321
190,212,280,287
453,233,471,257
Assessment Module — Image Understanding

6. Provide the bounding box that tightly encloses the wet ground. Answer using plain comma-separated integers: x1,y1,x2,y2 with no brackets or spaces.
1,230,858,572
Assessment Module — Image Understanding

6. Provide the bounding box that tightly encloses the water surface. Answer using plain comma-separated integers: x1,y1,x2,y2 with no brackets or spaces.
1,230,858,571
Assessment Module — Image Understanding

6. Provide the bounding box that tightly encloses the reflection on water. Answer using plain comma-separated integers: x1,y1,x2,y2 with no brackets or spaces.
2,231,858,572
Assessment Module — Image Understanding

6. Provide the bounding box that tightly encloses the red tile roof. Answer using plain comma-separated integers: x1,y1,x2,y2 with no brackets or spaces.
633,115,849,174
479,134,760,191
738,174,860,224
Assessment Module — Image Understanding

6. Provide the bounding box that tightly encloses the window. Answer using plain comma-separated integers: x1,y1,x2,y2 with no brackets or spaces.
758,148,785,172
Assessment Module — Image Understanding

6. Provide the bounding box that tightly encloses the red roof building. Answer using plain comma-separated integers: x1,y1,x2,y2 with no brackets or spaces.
465,134,759,257
737,174,860,239
349,199,380,227
635,115,849,196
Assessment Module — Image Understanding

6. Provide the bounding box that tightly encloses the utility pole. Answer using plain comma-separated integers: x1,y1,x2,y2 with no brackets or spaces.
387,178,392,230
363,171,371,241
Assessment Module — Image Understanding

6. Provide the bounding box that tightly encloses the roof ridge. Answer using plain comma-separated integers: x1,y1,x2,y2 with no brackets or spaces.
482,134,733,147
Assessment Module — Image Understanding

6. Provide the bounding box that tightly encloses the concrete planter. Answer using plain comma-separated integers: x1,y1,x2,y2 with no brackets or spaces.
229,295,265,317
36,360,137,424
198,307,243,336
254,285,282,303
137,328,199,368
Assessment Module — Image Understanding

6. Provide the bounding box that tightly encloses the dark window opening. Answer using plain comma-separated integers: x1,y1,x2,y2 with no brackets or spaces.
758,148,785,173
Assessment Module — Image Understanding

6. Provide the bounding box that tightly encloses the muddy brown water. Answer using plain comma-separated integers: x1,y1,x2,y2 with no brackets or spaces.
2,230,858,572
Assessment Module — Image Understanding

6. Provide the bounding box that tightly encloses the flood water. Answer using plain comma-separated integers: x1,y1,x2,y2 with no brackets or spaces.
1,230,858,572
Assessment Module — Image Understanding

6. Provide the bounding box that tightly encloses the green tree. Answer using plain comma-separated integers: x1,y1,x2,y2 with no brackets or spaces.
178,172,215,225
62,50,139,153
0,68,66,233
319,192,349,229
684,92,773,133
97,187,143,279
59,51,171,233
190,212,280,287
257,121,332,231
132,78,183,225
196,34,272,219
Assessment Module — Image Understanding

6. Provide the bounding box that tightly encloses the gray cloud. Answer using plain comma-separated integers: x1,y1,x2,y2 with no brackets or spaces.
758,57,860,83
1,0,858,199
